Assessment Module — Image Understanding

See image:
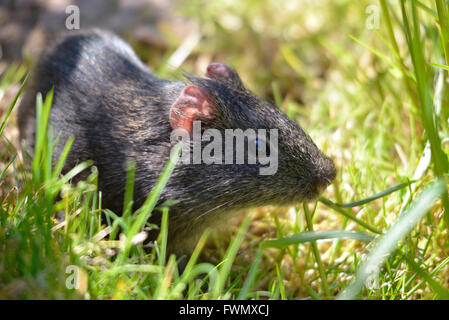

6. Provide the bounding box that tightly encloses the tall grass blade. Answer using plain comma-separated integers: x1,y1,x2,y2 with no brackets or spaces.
336,180,415,208
405,256,449,299
400,0,449,226
0,153,17,180
117,142,182,262
261,230,374,249
319,197,382,234
337,179,446,300
213,214,252,299
0,72,29,138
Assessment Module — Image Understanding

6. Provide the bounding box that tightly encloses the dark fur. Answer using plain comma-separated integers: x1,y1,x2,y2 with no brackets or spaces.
18,29,336,257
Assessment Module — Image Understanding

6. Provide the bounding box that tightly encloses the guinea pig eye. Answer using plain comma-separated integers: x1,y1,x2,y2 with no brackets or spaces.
247,135,270,161
255,136,269,150
254,139,263,148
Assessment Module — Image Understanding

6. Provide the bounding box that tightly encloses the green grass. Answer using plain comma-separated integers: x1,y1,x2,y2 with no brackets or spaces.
1,0,449,299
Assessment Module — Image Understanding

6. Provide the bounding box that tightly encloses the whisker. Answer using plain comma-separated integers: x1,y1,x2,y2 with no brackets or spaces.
194,191,250,220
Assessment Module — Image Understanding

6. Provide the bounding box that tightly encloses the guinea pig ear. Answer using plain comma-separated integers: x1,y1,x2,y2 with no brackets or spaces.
206,62,243,88
169,85,217,134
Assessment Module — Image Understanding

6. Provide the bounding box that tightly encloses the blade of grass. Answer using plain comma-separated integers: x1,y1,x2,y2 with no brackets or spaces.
261,230,374,249
103,264,162,276
402,66,444,213
336,180,415,208
51,137,74,180
431,62,449,71
0,72,29,138
0,153,17,180
116,142,182,264
337,179,446,300
157,208,169,267
303,203,330,298
122,160,136,223
237,246,263,299
435,0,449,65
275,264,287,299
401,0,449,226
179,230,211,282
280,45,306,78
319,197,382,234
404,255,449,298
416,0,437,18
379,0,418,106
305,285,322,300
404,256,449,299
212,214,252,299
348,35,404,77
32,89,54,183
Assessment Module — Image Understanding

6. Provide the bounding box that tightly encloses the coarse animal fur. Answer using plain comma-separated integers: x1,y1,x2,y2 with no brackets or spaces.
18,29,336,257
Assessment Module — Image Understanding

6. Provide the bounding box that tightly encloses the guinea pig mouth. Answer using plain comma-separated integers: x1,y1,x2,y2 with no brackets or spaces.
302,175,334,202
315,177,333,195
309,157,337,198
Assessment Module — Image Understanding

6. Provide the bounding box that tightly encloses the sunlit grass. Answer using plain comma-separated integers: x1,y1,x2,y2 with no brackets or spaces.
1,0,449,299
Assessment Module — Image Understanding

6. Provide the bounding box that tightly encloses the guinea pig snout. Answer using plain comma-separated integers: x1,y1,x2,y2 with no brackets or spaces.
312,156,337,195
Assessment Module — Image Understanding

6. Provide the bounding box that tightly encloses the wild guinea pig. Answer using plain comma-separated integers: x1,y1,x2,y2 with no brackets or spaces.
17,29,336,258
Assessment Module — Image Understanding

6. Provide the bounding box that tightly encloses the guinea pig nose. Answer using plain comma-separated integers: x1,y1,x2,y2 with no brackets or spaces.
314,157,336,194
316,177,333,195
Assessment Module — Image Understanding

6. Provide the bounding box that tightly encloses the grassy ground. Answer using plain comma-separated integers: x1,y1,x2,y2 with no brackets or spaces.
1,0,449,299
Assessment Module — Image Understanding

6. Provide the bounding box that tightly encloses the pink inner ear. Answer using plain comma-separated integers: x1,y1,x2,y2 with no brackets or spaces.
169,85,216,134
206,62,232,80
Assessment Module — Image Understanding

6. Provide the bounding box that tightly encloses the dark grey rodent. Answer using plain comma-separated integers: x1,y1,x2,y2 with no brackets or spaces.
18,29,336,258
